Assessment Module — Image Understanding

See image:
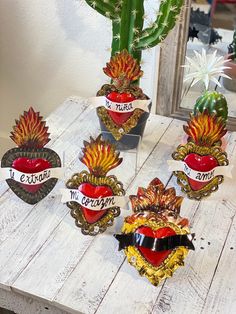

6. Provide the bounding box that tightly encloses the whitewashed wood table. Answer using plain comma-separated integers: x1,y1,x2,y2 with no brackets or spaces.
0,97,236,314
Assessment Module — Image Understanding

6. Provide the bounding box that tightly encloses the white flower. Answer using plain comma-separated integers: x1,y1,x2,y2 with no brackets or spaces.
183,49,231,90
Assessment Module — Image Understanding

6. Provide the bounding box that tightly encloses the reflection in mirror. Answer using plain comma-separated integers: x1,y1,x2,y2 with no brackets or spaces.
180,0,236,129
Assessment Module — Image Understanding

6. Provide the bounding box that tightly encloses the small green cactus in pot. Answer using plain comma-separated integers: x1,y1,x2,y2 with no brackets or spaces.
193,91,228,123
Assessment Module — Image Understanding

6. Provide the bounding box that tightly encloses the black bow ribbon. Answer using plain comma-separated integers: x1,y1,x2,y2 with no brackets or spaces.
114,233,195,251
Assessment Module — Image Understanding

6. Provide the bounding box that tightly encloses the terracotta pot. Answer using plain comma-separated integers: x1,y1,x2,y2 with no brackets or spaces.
223,54,236,92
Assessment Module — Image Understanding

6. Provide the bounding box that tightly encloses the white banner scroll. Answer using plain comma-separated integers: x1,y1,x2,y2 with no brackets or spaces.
60,189,130,211
89,96,151,113
167,160,233,182
0,167,64,185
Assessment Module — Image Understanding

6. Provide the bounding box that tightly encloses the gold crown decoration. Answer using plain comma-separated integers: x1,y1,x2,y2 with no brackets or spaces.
129,177,183,215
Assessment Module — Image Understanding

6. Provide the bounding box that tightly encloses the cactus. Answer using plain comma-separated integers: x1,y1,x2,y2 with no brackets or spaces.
193,91,228,123
228,28,236,61
85,0,184,63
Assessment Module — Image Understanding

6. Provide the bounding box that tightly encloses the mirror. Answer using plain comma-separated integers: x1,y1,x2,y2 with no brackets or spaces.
155,0,236,131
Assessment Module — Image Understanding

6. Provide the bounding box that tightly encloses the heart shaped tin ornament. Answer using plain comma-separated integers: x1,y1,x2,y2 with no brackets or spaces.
64,135,125,236
171,111,229,200
114,178,195,286
1,107,61,204
96,50,150,140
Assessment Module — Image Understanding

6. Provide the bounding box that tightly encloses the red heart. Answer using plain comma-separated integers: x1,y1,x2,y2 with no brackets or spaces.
184,153,218,191
106,92,135,125
135,226,176,267
78,183,113,224
12,157,51,193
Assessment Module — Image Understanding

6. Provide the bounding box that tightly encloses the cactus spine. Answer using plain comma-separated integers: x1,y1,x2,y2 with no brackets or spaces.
85,0,183,63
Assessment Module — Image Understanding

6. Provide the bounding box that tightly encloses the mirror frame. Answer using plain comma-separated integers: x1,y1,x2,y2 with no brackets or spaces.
155,0,236,131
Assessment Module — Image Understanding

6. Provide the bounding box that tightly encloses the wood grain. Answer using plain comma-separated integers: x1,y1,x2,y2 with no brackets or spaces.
1,97,235,314
54,119,186,314
13,115,173,313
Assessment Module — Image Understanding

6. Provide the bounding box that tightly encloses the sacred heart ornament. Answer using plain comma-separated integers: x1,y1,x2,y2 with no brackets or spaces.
63,135,125,236
172,111,229,200
114,178,195,286
1,108,61,204
96,50,150,141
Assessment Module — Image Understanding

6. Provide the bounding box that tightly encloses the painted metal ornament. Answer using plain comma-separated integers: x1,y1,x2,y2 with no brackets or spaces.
65,135,125,236
96,50,150,140
114,178,195,286
172,111,229,200
1,107,61,204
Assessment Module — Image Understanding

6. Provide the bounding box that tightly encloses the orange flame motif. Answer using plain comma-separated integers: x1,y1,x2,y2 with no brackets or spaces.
129,178,183,214
184,111,227,147
80,135,123,176
103,49,143,82
10,107,50,148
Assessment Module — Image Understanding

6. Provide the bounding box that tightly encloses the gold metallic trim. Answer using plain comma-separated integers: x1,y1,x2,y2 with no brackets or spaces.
66,171,125,236
97,106,144,140
122,216,189,286
172,142,229,200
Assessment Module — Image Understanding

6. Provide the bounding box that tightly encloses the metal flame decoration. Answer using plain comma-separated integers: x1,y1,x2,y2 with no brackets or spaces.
10,107,50,148
184,111,227,147
80,135,123,176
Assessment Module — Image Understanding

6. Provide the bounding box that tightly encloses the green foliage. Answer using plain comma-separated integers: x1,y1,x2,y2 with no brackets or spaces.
193,91,228,122
85,0,183,63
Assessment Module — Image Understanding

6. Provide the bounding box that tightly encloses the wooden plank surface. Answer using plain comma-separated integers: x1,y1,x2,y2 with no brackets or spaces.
11,112,173,309
0,97,236,314
0,98,89,246
53,119,186,314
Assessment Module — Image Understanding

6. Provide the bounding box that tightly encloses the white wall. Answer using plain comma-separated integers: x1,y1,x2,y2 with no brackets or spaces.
0,0,159,146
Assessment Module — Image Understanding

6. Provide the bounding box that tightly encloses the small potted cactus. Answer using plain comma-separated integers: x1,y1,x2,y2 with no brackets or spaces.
223,28,236,92
183,49,230,124
85,0,184,148
114,178,195,286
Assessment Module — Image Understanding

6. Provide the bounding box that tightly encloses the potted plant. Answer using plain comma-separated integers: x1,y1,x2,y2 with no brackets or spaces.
85,0,184,149
223,28,236,92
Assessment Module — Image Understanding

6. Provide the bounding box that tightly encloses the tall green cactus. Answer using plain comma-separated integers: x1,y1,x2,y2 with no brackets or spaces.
228,28,236,61
85,0,184,63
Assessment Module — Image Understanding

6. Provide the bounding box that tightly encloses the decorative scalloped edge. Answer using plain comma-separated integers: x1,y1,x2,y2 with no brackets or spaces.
1,147,61,204
97,106,144,140
66,171,125,236
122,216,189,286
172,141,229,200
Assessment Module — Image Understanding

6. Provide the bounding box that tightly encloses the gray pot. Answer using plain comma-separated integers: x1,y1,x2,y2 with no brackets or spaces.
98,102,152,150
223,55,236,92
223,77,236,92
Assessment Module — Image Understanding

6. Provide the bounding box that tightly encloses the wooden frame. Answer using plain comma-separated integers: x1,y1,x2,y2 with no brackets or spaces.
156,0,236,131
